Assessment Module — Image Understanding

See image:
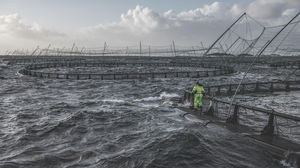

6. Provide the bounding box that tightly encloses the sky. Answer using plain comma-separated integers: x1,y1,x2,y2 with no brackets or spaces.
0,0,299,53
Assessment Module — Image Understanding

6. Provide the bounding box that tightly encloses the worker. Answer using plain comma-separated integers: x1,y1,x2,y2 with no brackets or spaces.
192,82,205,111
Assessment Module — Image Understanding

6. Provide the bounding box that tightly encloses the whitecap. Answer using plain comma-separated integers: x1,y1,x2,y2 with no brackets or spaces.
134,96,161,102
159,92,179,98
138,103,160,108
280,160,293,168
102,99,125,103
134,92,179,102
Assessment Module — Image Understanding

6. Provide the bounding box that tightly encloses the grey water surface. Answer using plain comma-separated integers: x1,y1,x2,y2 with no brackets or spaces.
0,63,292,168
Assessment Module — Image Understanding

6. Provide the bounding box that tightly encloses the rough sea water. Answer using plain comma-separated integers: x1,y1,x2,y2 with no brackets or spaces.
0,61,298,168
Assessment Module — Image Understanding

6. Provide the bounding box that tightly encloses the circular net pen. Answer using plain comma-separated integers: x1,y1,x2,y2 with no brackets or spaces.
19,62,234,80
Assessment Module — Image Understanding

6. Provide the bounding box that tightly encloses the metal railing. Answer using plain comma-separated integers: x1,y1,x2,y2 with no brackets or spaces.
182,86,300,143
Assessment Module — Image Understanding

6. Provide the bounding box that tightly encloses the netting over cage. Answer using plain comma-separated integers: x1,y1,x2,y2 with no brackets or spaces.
204,12,300,57
261,17,300,56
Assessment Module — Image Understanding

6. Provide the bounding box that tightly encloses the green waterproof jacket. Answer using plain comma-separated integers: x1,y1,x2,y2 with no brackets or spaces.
192,85,204,94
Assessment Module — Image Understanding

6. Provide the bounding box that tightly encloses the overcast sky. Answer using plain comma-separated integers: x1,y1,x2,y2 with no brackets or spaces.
0,0,299,52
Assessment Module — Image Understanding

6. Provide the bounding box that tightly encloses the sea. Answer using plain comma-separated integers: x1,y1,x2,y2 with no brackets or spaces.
0,59,299,168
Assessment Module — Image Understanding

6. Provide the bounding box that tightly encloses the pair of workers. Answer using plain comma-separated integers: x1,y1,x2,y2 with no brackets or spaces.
192,82,205,111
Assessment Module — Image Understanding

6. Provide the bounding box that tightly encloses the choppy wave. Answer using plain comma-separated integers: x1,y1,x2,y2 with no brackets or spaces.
1,63,297,168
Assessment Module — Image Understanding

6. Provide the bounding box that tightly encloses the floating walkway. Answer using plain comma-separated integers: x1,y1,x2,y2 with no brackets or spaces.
270,60,300,69
179,82,300,158
199,80,300,96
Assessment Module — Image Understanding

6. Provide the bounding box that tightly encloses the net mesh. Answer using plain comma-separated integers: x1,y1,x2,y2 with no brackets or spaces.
205,13,300,57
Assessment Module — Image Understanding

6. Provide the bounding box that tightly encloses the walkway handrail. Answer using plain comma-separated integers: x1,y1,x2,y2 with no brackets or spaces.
206,80,300,88
184,90,300,122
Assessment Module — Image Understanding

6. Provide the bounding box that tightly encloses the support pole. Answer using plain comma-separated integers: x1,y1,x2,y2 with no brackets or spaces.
31,46,40,56
71,43,75,56
204,12,246,56
200,42,204,49
172,40,176,56
45,44,51,56
227,12,300,118
243,27,266,54
139,41,142,57
192,47,196,56
225,37,240,53
103,42,107,56
80,47,85,56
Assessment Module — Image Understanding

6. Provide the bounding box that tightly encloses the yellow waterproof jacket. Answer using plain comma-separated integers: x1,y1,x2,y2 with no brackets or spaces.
192,85,204,94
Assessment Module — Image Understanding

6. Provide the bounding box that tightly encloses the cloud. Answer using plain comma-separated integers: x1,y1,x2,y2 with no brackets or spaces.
82,0,299,47
0,13,65,40
175,2,228,21
234,0,300,25
1,1,299,53
0,13,68,53
82,3,234,46
89,5,171,34
230,4,245,17
80,2,300,56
